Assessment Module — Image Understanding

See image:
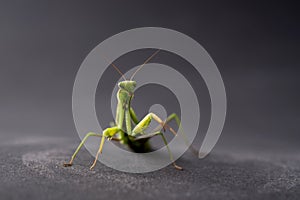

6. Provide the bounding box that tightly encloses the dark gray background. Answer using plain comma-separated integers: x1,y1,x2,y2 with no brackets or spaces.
0,1,299,200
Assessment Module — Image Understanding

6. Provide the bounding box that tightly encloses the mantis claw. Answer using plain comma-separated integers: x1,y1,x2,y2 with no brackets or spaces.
173,163,183,170
89,165,95,170
63,157,74,167
63,163,73,167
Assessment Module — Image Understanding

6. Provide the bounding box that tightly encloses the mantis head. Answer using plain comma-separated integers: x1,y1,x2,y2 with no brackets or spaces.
118,80,136,93
107,49,160,94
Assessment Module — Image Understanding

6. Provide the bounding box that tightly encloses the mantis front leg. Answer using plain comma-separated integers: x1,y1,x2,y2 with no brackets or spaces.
90,127,122,170
64,132,102,167
63,128,121,169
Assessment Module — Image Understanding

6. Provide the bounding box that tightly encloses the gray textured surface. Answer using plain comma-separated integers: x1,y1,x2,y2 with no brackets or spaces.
1,1,300,200
0,135,299,200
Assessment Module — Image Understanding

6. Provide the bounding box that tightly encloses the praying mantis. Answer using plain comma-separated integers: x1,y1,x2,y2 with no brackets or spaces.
64,49,196,170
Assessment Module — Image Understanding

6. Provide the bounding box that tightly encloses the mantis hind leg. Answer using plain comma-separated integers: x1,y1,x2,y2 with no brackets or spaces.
159,132,182,170
152,113,199,156
134,131,182,170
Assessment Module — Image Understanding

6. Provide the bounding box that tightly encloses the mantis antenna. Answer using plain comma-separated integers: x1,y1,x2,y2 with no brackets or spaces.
102,55,127,81
130,49,161,80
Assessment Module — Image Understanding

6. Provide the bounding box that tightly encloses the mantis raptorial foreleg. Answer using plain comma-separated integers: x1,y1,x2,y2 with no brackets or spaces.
129,107,139,125
131,113,161,135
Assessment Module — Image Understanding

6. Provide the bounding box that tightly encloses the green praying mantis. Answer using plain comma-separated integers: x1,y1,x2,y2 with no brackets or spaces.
64,49,197,170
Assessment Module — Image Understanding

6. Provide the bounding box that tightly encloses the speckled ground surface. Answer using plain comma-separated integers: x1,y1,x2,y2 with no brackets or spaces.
0,135,299,200
1,1,299,199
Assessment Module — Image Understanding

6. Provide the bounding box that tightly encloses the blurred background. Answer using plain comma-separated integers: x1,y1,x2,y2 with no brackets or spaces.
0,0,299,156
1,1,299,199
